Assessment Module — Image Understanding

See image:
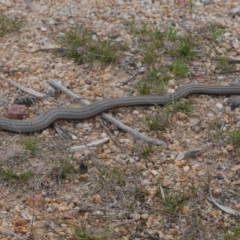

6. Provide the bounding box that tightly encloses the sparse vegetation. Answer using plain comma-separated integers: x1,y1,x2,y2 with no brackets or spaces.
59,27,126,64
163,194,186,213
139,144,154,157
128,22,165,64
216,54,235,72
128,22,199,94
209,22,224,42
134,184,148,202
224,225,240,240
171,33,200,60
73,222,111,240
188,1,195,13
167,26,178,42
137,66,171,95
171,59,188,77
156,183,187,213
145,100,193,131
229,129,240,157
146,109,169,131
0,164,32,182
23,138,39,156
58,155,75,179
201,165,212,192
50,153,76,181
230,129,240,146
96,164,126,186
172,99,193,113
0,14,21,37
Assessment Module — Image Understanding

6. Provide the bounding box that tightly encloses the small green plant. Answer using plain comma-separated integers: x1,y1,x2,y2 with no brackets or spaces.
149,27,165,48
96,165,126,186
188,1,195,13
216,54,234,72
58,154,75,179
172,100,193,113
128,21,148,36
23,138,39,156
138,81,153,95
128,19,137,34
230,129,240,146
171,33,199,60
209,23,224,42
142,27,165,63
59,157,75,179
60,27,125,64
73,222,109,240
140,144,153,158
146,110,169,131
127,201,135,209
128,23,165,64
145,100,193,132
0,14,22,37
50,154,75,181
138,66,171,95
201,165,212,192
88,40,121,64
171,59,188,77
60,28,90,48
0,165,32,182
156,186,187,213
142,44,159,64
167,26,178,42
134,184,148,202
163,195,186,213
224,225,240,240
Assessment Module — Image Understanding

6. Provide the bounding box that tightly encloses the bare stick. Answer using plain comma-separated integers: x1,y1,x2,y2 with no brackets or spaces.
121,71,138,86
70,138,110,152
1,229,26,240
47,79,164,146
1,75,46,98
97,118,120,146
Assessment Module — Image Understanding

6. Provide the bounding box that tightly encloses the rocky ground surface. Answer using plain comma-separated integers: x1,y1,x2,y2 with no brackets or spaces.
0,0,240,239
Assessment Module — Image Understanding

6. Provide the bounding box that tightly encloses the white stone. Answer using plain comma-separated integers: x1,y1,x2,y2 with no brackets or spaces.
215,102,223,110
0,0,12,7
131,213,141,220
132,110,139,115
40,27,47,32
183,165,190,172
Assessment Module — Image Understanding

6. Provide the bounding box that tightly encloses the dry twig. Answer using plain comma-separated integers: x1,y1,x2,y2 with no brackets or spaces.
1,75,46,98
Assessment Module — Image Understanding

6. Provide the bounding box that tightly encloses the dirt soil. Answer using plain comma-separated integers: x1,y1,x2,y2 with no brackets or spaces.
0,0,240,240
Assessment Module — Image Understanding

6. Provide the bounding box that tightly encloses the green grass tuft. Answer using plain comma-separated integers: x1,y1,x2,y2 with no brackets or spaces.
224,225,240,240
230,129,240,146
73,222,110,240
23,138,39,156
0,164,32,182
96,165,126,186
134,184,148,202
171,59,188,77
216,54,235,72
173,99,193,113
59,27,125,64
167,26,178,42
138,66,171,95
171,33,199,60
0,14,22,37
209,23,224,42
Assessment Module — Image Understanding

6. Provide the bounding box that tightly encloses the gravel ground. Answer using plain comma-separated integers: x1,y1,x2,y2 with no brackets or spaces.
0,0,240,240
